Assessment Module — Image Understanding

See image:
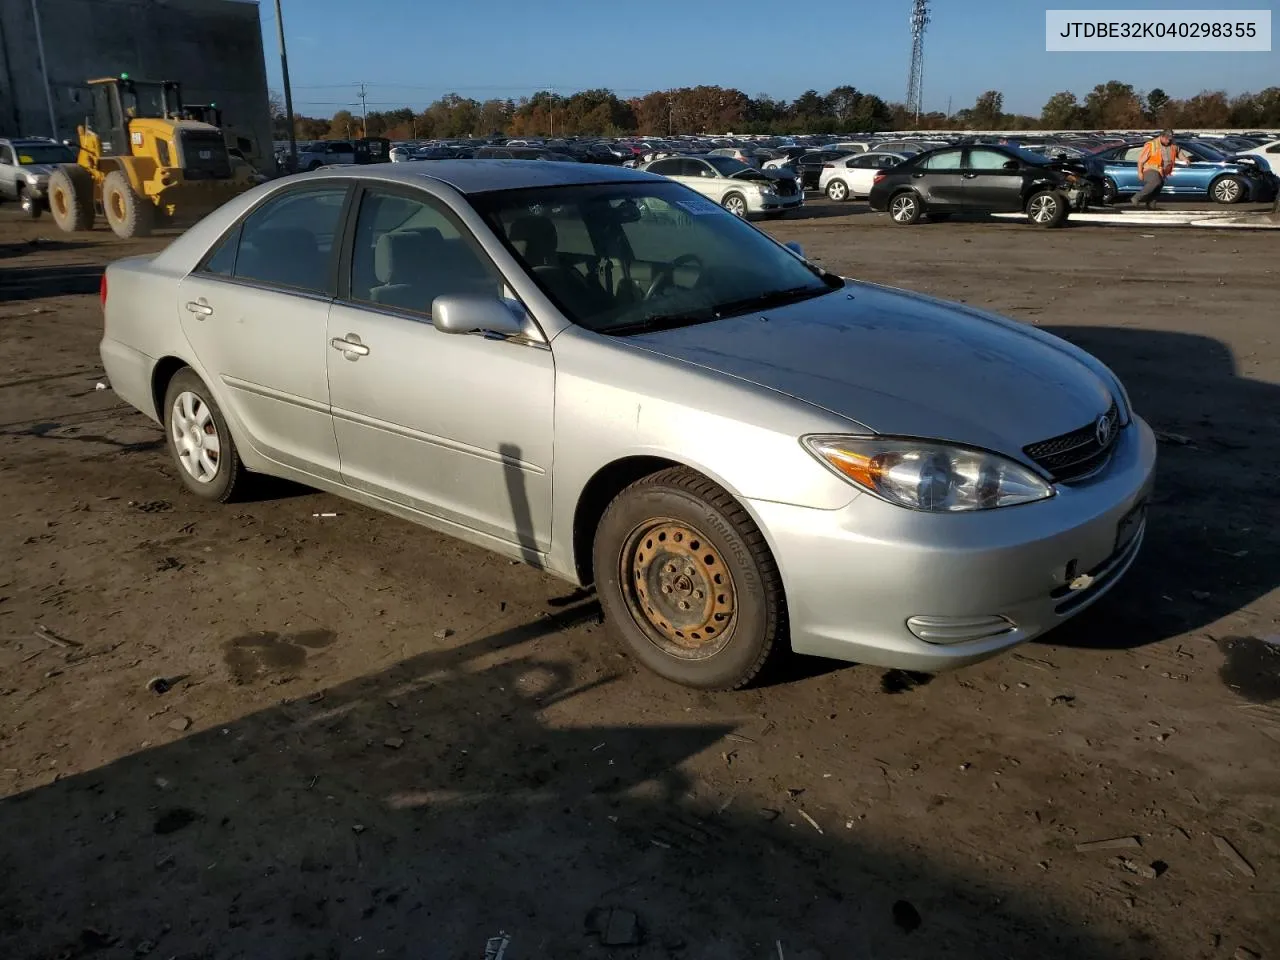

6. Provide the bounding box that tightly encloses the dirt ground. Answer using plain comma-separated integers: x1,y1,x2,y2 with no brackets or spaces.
1,198,1277,960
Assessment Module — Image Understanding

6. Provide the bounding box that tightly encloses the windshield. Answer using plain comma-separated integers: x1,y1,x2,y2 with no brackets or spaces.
120,81,179,119
705,156,751,176
470,181,838,335
14,144,75,164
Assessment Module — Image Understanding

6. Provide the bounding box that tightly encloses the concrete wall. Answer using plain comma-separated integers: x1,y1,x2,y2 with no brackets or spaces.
0,0,272,172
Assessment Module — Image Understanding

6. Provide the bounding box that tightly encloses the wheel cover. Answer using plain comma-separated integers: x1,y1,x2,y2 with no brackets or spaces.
170,391,221,483
1030,195,1057,222
726,195,746,216
891,195,916,220
620,519,737,661
1215,179,1239,202
829,181,846,199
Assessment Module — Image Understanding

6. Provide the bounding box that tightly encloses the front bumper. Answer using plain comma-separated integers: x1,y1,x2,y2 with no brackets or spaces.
749,417,1157,672
756,191,804,211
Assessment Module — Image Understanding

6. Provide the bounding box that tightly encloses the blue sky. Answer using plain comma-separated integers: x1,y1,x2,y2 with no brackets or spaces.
258,0,1277,117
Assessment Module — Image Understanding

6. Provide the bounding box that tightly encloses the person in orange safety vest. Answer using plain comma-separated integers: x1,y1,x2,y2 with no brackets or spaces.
1132,129,1188,209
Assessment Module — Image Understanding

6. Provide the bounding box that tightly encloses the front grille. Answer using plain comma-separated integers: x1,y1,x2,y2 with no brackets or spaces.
178,129,233,180
775,179,797,197
1024,400,1120,483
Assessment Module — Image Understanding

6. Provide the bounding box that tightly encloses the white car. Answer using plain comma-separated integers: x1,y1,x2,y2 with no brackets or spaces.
639,155,803,218
1239,138,1280,169
820,152,909,201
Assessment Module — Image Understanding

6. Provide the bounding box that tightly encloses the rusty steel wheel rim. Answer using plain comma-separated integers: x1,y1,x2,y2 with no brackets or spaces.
110,191,126,222
620,519,736,661
52,188,68,219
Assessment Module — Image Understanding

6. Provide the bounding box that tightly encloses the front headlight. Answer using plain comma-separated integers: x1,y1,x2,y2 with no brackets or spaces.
758,184,775,194
803,436,1054,512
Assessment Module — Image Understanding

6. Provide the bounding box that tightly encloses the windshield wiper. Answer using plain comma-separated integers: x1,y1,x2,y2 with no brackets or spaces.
705,284,829,318
601,311,718,336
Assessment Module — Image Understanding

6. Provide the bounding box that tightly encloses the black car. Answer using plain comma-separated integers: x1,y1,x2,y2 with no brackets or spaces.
867,144,1103,227
793,149,855,190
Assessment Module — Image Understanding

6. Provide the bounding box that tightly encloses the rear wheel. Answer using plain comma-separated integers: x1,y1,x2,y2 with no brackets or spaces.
826,179,849,201
1210,175,1244,205
1026,190,1068,227
593,467,787,690
721,192,748,217
162,369,247,503
18,185,41,219
47,165,94,232
102,170,153,239
888,191,922,224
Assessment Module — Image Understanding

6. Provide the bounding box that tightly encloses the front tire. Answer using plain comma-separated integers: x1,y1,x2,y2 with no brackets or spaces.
1102,177,1119,205
1026,190,1068,227
47,165,94,232
593,467,787,690
888,191,922,224
162,369,247,503
18,186,41,219
1210,175,1244,205
721,192,748,217
825,179,849,201
102,170,153,239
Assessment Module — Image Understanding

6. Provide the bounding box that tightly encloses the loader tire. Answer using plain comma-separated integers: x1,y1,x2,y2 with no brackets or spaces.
103,170,153,239
48,165,95,233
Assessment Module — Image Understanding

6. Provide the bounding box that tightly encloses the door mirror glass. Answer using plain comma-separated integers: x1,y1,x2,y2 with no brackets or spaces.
784,241,804,258
432,294,527,338
1003,160,1020,170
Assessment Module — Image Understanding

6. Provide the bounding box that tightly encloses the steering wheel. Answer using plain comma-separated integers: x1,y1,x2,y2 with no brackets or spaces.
644,254,704,300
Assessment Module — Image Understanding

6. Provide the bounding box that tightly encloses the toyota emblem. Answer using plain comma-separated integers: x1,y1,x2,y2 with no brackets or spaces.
1095,413,1114,448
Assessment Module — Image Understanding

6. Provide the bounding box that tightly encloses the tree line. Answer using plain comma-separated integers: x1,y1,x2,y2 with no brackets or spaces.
271,81,1280,141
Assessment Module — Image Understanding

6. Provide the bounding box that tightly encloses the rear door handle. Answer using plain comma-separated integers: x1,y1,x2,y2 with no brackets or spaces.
330,334,370,359
185,299,213,317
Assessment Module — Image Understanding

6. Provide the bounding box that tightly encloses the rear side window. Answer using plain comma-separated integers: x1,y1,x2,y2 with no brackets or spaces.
1123,147,1145,162
232,186,348,294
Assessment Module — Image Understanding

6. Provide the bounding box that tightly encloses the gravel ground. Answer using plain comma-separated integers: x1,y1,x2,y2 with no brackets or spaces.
1,197,1277,960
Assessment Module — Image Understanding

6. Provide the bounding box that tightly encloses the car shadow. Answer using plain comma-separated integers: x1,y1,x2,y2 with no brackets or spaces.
0,612,1147,959
0,238,100,260
0,263,103,302
1038,325,1279,651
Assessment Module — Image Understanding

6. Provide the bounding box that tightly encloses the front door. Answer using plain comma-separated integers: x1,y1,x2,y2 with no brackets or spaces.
325,185,556,555
177,183,349,481
961,148,1028,212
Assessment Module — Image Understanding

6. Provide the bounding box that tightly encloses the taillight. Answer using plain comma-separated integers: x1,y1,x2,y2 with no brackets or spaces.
822,163,835,169
873,173,887,183
99,272,107,310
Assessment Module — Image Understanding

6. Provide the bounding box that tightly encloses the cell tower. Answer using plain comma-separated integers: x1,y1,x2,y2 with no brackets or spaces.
906,0,930,125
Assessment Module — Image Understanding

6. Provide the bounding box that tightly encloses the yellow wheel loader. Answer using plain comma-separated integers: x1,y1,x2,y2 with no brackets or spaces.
47,76,258,240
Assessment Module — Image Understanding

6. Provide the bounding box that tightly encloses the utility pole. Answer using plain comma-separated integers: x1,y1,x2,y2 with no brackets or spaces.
273,0,297,172
29,0,58,138
549,85,555,138
906,0,930,127
357,82,368,137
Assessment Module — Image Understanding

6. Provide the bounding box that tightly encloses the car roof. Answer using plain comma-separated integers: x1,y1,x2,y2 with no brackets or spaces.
308,159,662,194
1,137,66,146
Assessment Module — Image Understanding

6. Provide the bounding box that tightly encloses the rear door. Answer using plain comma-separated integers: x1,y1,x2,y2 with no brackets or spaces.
177,183,349,481
325,184,556,552
1107,146,1144,191
961,147,1027,212
912,148,966,208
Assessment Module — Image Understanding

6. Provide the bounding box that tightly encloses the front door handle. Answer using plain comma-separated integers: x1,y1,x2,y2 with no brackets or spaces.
185,299,213,317
330,334,370,359
962,173,978,179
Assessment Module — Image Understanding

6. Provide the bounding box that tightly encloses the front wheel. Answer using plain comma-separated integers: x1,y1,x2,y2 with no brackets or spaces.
47,166,94,232
1102,177,1119,205
888,191,922,224
1026,190,1068,227
162,369,247,502
826,179,849,201
593,467,787,690
721,192,748,217
1211,175,1244,205
18,186,41,219
102,170,153,239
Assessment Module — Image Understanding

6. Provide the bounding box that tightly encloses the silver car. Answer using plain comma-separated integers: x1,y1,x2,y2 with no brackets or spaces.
100,161,1155,690
0,137,77,218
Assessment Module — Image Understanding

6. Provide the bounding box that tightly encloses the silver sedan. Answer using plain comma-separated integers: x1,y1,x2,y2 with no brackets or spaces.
100,161,1155,690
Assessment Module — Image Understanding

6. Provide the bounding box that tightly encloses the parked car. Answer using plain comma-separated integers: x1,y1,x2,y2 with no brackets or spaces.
98,161,1154,690
0,137,76,218
868,144,1100,227
297,141,356,171
1238,138,1280,169
640,154,803,217
474,146,580,162
1095,140,1277,204
820,152,909,201
706,146,774,168
792,149,855,190
762,146,814,172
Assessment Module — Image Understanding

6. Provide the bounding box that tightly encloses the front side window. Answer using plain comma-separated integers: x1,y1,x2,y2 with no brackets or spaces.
922,150,963,170
966,149,1015,171
471,182,839,336
349,189,502,315
232,186,348,294
646,158,680,176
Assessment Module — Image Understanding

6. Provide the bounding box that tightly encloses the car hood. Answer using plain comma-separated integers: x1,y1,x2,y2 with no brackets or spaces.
20,163,58,178
623,283,1113,456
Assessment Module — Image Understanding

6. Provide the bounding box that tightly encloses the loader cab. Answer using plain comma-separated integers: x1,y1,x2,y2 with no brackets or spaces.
88,76,181,157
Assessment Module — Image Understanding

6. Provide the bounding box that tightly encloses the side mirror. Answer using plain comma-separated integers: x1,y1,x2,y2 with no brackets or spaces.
784,241,804,258
1002,160,1020,170
432,294,527,339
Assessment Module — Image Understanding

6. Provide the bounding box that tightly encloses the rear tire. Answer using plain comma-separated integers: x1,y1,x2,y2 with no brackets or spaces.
1210,175,1244,205
1026,190,1068,228
162,369,247,503
888,190,922,224
47,165,94,232
593,467,787,690
102,170,153,239
18,185,41,219
826,179,849,201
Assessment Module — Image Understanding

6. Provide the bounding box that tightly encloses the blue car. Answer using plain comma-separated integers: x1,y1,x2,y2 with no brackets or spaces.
1096,140,1277,205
